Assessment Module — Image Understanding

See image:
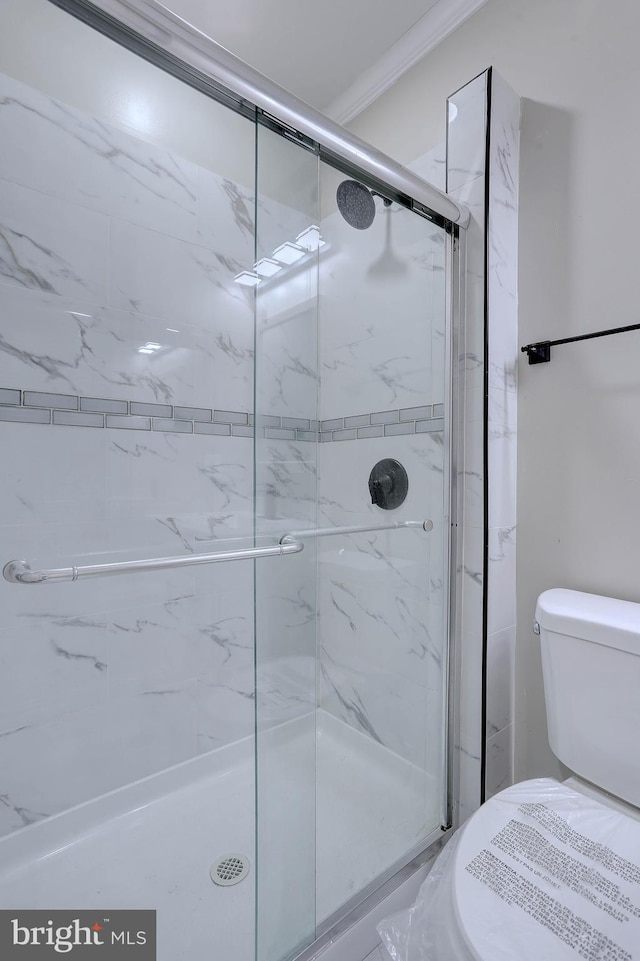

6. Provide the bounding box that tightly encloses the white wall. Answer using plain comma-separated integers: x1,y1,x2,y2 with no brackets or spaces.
352,0,640,781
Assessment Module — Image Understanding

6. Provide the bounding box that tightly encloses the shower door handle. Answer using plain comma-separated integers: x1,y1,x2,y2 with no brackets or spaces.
4,518,434,584
3,540,303,585
280,518,433,543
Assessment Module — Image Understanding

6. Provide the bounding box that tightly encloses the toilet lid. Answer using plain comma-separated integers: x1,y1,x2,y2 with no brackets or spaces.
452,778,640,961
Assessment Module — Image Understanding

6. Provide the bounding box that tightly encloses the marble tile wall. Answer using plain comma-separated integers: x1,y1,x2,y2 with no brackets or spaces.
0,69,264,837
316,181,449,781
252,129,322,744
484,71,520,799
446,72,489,823
0,59,518,846
442,69,520,812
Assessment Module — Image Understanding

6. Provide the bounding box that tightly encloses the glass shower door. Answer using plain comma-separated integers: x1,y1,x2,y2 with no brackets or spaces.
0,4,262,959
254,125,320,961
315,161,450,921
254,138,451,960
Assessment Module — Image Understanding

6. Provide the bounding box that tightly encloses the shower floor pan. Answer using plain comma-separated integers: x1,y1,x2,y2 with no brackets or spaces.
0,710,438,961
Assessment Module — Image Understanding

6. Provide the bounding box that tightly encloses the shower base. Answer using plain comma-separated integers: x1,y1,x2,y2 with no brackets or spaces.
0,711,438,960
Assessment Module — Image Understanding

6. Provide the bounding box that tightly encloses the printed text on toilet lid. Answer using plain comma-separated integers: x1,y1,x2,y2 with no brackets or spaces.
458,789,640,960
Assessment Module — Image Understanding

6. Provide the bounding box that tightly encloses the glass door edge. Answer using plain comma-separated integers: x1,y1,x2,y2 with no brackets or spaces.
290,825,453,961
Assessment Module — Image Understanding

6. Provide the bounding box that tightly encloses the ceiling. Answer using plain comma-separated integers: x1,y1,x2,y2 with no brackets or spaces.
159,0,487,121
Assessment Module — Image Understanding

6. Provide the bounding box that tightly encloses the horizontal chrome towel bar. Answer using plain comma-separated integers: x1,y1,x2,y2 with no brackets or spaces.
280,519,433,544
3,541,303,585
3,518,433,585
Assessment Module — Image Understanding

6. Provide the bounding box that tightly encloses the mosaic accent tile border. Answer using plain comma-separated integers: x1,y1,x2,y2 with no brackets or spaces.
320,404,444,442
0,389,444,441
0,388,253,436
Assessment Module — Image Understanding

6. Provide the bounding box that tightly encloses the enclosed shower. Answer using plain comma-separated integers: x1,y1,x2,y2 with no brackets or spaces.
0,1,467,959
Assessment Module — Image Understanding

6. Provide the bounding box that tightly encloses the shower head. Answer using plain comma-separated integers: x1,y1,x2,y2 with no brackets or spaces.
336,180,375,230
336,180,393,229
336,180,375,229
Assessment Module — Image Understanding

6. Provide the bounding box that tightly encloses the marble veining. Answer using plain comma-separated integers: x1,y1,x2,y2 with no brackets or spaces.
0,61,453,851
0,792,48,828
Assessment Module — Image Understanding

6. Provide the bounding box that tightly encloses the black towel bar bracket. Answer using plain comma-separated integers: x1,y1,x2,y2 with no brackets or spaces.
521,322,640,365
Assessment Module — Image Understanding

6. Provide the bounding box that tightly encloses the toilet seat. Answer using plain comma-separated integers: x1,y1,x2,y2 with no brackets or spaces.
449,778,640,960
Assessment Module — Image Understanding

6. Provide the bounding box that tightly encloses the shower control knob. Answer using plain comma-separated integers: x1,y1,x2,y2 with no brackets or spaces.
370,473,393,505
368,459,408,511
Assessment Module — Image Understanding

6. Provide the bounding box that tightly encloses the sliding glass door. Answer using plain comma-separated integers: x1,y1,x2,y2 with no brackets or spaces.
255,133,451,960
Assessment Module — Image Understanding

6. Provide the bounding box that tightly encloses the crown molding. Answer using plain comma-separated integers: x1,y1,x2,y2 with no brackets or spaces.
324,0,488,124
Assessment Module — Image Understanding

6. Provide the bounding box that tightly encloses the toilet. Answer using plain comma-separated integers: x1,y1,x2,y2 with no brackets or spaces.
404,589,640,960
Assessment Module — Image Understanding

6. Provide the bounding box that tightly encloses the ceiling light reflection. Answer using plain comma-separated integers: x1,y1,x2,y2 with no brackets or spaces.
254,257,282,277
272,242,306,265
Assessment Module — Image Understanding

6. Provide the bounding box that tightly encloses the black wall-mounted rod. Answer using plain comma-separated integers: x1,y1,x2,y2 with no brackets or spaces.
521,322,640,364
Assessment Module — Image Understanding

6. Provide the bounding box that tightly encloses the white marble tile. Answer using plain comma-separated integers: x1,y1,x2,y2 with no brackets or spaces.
320,547,437,690
253,430,319,737
457,748,482,825
0,286,247,409
488,273,518,394
0,70,266,841
0,615,108,731
320,652,433,770
256,655,316,732
318,203,445,419
486,625,514,738
448,68,520,828
105,430,254,542
317,438,360,525
487,525,516,634
254,546,318,651
0,71,200,243
0,178,108,303
318,427,447,774
460,273,485,390
319,550,442,697
256,129,319,262
447,73,488,192
0,682,196,831
449,174,485,283
105,124,199,243
0,72,110,211
485,723,513,799
488,387,517,529
106,589,251,701
465,386,484,424
197,167,255,264
463,418,484,531
257,290,318,420
457,526,484,813
488,72,520,395
0,287,212,405
0,422,107,528
0,515,204,626
108,217,252,333
196,670,255,753
255,438,318,526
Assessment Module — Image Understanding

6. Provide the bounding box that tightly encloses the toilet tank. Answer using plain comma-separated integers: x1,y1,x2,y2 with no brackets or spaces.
536,588,640,808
